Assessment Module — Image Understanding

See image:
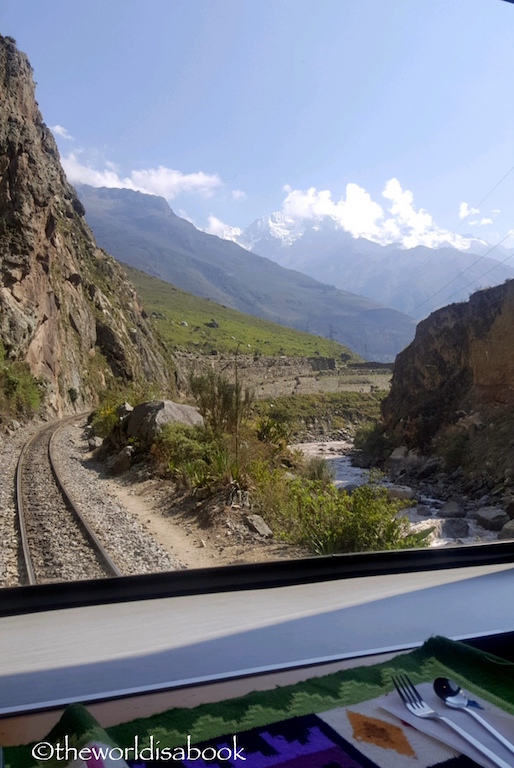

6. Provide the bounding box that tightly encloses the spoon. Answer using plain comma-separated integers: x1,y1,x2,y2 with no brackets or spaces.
434,677,514,756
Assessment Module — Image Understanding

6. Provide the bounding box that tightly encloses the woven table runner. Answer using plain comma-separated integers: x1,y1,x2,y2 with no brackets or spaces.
4,636,514,768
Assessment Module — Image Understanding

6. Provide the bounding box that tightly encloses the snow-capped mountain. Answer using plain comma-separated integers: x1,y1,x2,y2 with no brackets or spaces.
232,213,514,318
77,184,417,361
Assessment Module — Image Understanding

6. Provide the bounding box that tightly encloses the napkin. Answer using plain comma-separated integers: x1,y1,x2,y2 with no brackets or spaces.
380,681,514,768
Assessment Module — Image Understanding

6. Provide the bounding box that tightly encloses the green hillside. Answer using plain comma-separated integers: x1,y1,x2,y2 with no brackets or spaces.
127,267,362,361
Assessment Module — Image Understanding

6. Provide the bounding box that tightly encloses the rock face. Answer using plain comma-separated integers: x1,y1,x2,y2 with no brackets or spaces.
0,36,170,413
382,280,514,448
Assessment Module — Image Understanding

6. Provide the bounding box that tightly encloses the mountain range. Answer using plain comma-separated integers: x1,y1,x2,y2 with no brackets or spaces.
234,213,514,318
77,185,416,362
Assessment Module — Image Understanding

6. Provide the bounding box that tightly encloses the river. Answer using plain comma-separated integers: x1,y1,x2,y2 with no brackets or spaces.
295,440,497,547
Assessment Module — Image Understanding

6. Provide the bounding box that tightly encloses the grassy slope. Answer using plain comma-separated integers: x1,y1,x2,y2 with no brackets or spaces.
128,267,362,361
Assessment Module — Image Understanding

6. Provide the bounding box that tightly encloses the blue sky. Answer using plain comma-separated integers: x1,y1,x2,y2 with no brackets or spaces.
3,0,514,249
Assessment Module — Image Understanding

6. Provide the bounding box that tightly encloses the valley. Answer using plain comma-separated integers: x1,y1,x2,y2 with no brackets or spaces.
78,184,416,362
1,30,514,591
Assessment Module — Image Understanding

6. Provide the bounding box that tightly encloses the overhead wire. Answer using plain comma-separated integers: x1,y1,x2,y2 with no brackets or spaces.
410,231,514,319
387,165,514,302
399,165,514,319
432,240,514,309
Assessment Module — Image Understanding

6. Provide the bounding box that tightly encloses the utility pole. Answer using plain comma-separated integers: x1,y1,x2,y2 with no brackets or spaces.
234,341,242,473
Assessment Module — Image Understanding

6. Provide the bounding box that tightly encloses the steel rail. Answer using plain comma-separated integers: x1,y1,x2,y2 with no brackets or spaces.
15,428,39,585
48,423,122,578
16,417,122,585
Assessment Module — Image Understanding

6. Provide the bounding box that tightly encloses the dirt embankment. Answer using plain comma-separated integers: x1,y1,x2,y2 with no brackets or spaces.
99,467,308,569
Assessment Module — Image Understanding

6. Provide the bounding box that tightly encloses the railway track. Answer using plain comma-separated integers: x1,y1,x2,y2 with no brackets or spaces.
16,417,122,585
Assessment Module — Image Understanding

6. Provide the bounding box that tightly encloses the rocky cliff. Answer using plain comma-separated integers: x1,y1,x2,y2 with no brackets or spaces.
382,279,514,480
0,36,170,414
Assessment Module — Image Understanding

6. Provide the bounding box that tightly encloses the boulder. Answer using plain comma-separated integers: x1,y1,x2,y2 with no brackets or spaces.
88,436,103,451
116,401,134,418
386,446,424,478
125,400,203,444
389,446,408,461
497,519,514,540
245,514,273,538
437,501,466,518
475,506,510,531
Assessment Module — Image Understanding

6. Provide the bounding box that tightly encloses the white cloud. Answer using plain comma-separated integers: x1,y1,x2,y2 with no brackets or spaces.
232,189,247,201
51,124,74,140
205,215,242,241
282,183,384,239
62,153,223,200
278,179,476,250
130,167,222,199
459,202,479,219
479,217,493,226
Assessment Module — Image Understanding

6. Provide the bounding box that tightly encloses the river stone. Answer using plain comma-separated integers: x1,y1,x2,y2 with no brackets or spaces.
416,458,440,479
125,400,203,444
442,518,470,538
475,506,509,531
437,500,466,518
387,485,415,501
504,499,514,519
412,504,432,517
497,519,514,540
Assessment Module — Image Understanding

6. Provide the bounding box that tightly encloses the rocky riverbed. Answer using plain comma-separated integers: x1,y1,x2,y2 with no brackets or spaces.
296,440,514,547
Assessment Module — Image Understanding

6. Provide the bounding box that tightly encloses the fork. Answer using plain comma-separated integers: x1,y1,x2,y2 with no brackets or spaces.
393,674,512,768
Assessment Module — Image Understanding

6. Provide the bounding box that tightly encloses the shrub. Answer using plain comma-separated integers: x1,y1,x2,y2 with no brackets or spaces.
190,369,254,436
441,431,469,470
255,416,292,452
90,403,119,438
353,420,391,465
152,422,214,468
251,465,426,556
302,455,334,484
152,423,241,491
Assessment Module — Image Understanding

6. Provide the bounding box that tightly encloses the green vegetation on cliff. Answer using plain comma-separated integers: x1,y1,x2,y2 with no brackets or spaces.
0,341,42,419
